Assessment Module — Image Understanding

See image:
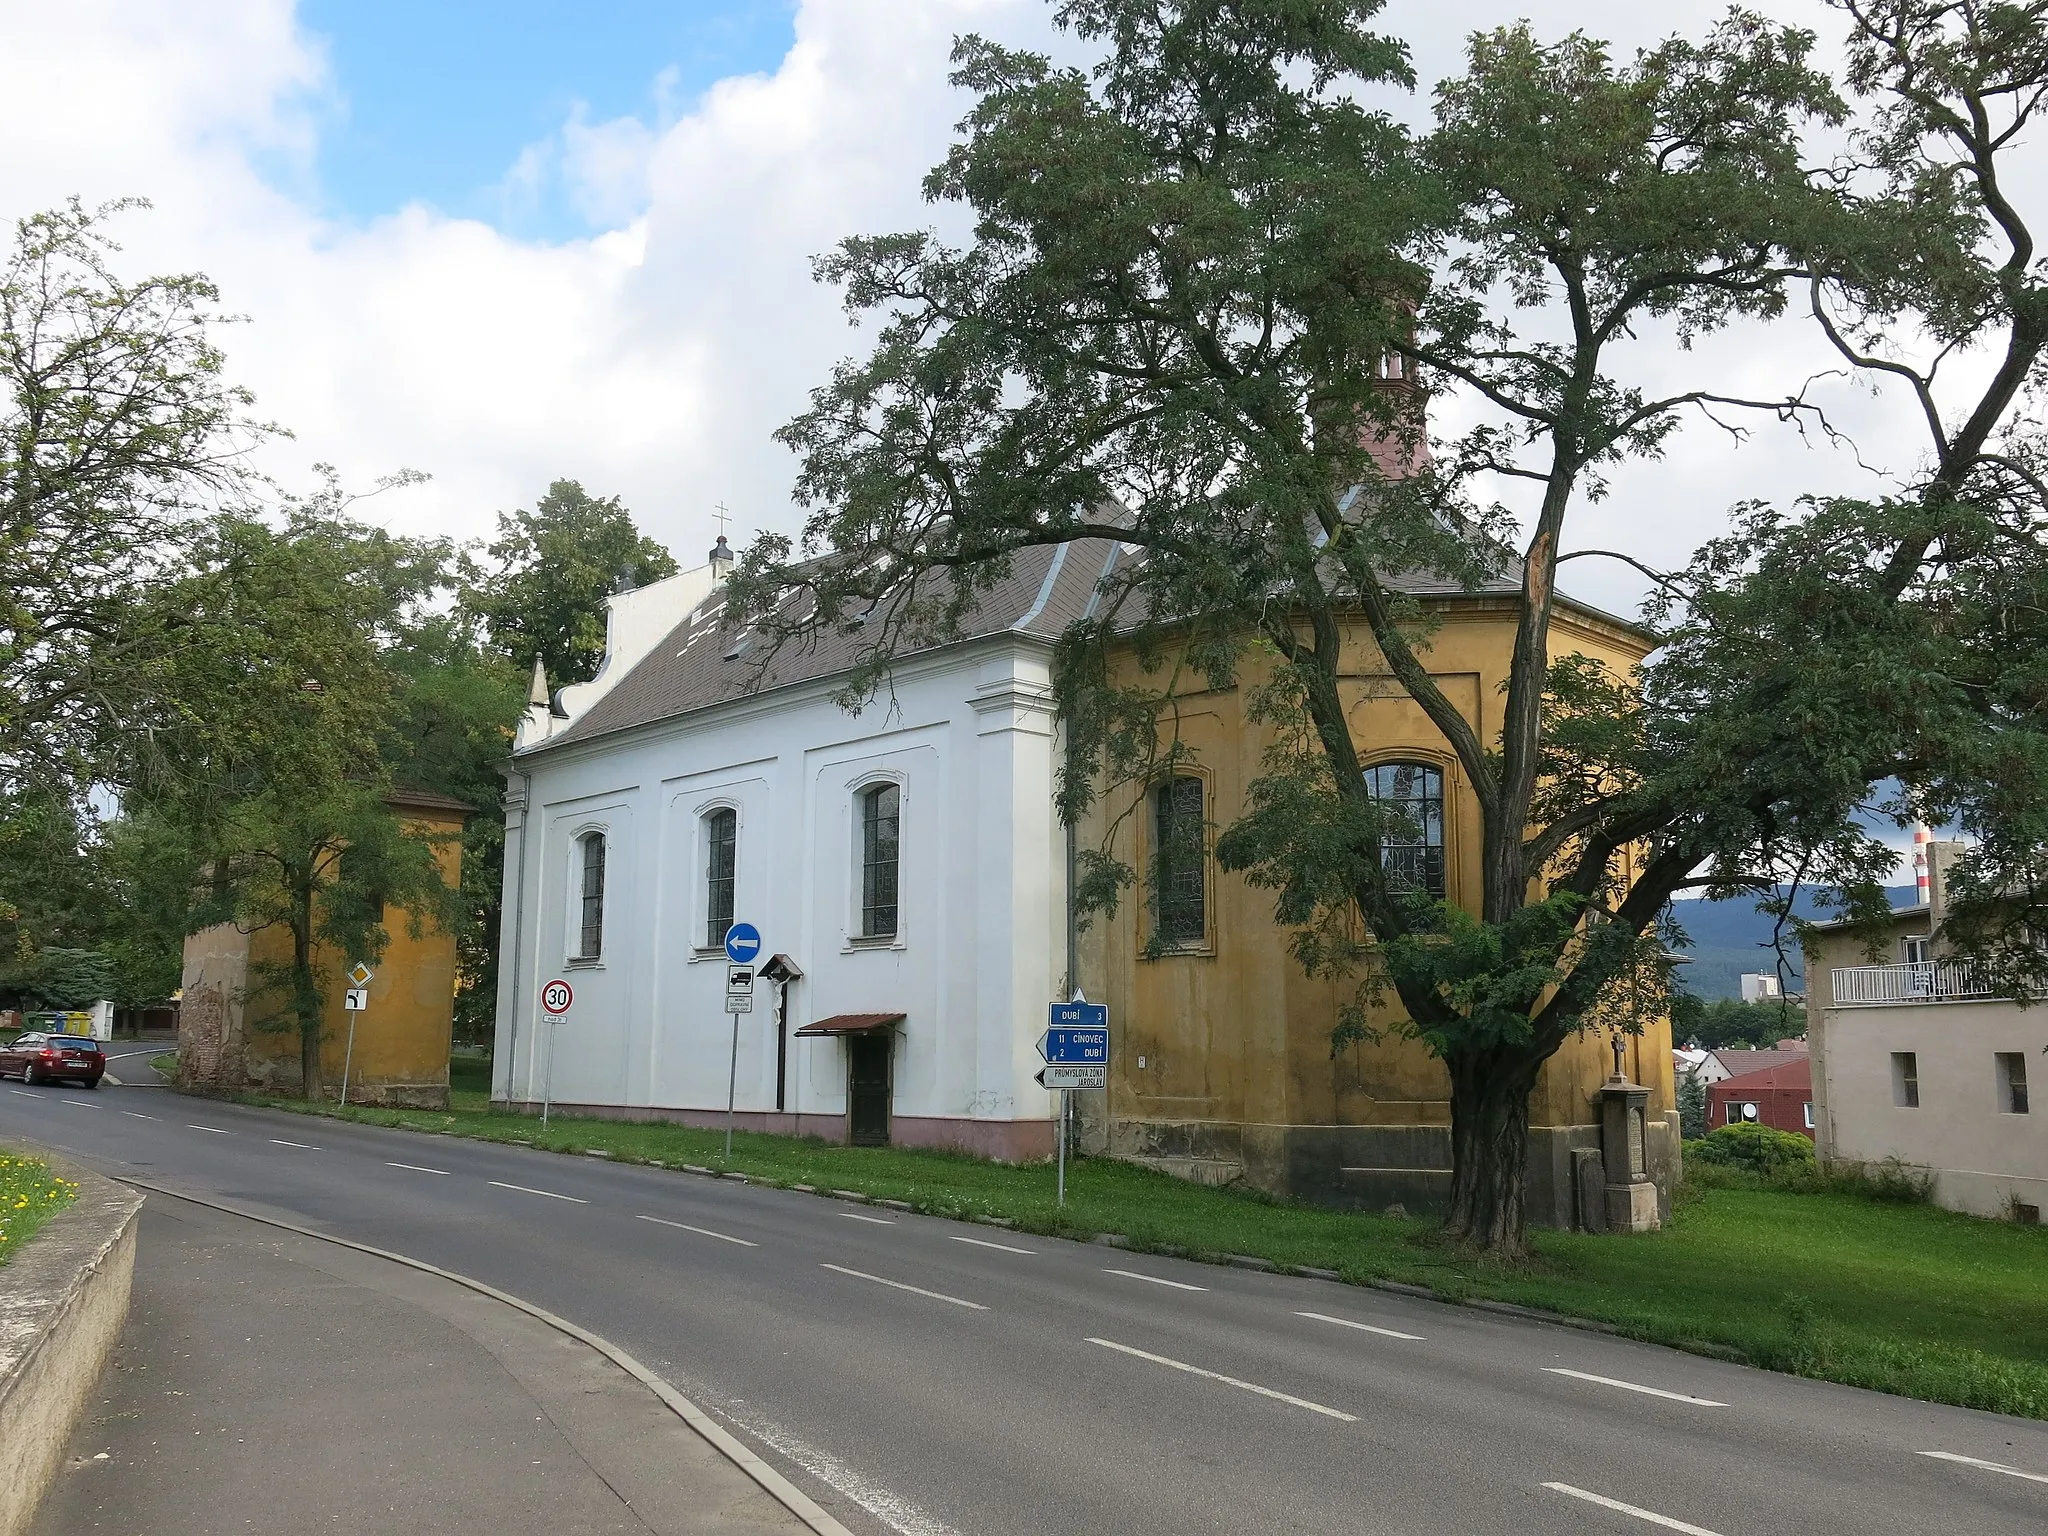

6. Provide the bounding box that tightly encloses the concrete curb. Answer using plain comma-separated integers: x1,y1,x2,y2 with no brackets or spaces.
0,1148,145,1536
106,1177,853,1536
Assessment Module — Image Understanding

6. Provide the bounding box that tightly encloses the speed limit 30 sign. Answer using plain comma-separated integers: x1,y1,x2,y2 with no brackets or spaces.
541,978,574,1016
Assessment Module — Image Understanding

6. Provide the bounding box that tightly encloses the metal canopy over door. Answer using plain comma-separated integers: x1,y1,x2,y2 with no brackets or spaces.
847,1032,892,1146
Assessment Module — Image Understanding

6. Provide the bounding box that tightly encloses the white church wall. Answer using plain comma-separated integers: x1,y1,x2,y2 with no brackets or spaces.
493,634,1066,1159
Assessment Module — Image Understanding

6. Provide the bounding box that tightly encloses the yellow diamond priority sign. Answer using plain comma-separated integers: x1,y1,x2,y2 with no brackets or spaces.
347,962,374,988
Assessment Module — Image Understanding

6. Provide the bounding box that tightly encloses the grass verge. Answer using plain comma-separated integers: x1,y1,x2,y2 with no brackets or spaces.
0,1149,78,1264
236,1082,2048,1421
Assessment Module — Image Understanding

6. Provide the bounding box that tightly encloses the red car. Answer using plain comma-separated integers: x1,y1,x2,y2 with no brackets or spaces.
0,1032,105,1087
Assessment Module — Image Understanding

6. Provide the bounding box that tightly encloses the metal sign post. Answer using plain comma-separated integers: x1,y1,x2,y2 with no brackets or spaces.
722,925,762,1161
1038,996,1109,1209
338,964,374,1109
539,978,574,1129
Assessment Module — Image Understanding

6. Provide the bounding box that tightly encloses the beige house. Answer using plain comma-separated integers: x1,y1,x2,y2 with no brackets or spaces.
1805,841,2045,1222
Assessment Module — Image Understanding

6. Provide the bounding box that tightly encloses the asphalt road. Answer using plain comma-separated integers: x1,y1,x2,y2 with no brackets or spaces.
6,1078,2047,1536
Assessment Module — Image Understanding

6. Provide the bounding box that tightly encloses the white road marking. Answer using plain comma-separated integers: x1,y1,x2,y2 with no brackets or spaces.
1919,1450,2048,1485
489,1180,586,1203
638,1214,757,1247
269,1139,318,1149
187,1125,231,1134
1542,1482,1724,1534
707,1397,964,1536
819,1264,987,1310
60,1100,100,1109
841,1212,896,1225
387,1161,450,1176
1296,1310,1425,1341
1087,1338,1356,1422
1543,1368,1726,1407
948,1233,1036,1255
9,1089,46,1099
122,1110,158,1120
1104,1267,1208,1292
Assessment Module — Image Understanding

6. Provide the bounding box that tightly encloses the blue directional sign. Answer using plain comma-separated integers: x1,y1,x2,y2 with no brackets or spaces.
724,922,762,965
1040,1001,1109,1064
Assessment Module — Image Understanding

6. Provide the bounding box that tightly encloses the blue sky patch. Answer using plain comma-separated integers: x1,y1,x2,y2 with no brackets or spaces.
298,0,795,238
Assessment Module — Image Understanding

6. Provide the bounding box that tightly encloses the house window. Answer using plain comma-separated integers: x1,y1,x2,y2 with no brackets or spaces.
1997,1052,2030,1115
1152,775,1207,945
1803,1101,1815,1130
859,783,900,939
1727,1101,1758,1125
1901,934,1931,966
1365,762,1445,898
576,832,606,961
704,808,736,950
1892,1051,1920,1108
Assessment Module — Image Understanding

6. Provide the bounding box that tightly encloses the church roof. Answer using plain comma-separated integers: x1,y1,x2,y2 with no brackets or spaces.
528,513,1651,757
530,539,1123,753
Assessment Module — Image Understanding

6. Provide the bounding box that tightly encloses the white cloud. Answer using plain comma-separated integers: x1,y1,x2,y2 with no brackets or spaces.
0,0,2005,619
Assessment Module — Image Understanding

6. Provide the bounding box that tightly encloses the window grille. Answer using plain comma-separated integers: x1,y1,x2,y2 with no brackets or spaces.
860,784,900,939
1365,762,1446,898
704,809,736,949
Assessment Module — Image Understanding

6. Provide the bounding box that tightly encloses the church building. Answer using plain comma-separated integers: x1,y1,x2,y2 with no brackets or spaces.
491,535,1678,1224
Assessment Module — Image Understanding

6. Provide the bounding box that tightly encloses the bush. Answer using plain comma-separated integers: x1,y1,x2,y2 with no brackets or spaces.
1691,1122,1816,1176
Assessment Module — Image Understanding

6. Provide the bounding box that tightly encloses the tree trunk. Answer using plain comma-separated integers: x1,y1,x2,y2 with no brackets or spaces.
293,886,323,1101
1443,1050,1541,1257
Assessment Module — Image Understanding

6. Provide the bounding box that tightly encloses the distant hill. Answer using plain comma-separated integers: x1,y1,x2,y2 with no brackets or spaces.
1666,885,1917,999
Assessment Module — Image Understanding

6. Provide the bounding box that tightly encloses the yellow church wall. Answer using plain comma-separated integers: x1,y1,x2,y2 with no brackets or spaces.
181,795,468,1109
1076,598,1676,1225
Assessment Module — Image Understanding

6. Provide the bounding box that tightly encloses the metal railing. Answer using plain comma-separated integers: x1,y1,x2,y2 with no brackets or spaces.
1830,959,1995,1006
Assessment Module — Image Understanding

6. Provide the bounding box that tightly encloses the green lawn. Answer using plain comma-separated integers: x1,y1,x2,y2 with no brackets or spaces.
242,1072,2048,1420
0,1149,78,1264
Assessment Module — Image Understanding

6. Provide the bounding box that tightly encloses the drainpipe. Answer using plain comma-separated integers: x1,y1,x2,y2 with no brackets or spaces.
505,764,532,1106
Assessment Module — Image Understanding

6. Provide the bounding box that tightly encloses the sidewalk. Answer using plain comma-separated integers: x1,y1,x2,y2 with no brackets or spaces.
30,1193,807,1535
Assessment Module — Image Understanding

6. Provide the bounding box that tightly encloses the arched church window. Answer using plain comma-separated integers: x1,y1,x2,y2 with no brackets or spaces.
1152,775,1207,944
576,831,607,960
1365,762,1445,898
704,808,737,949
859,783,900,939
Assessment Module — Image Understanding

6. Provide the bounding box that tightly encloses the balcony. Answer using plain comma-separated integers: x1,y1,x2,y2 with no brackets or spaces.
1829,959,1996,1007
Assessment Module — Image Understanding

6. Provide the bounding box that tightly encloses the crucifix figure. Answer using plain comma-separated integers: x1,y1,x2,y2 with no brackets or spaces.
1611,1032,1627,1081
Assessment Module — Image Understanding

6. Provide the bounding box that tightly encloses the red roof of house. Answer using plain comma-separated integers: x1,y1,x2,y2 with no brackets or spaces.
1708,1046,1808,1079
1711,1057,1813,1094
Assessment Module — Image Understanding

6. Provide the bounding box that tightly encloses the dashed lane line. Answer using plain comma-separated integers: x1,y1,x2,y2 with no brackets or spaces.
269,1138,319,1149
489,1180,587,1203
1543,1368,1726,1407
9,1089,46,1099
948,1234,1036,1255
1296,1310,1425,1341
841,1212,895,1225
1541,1482,1724,1534
1919,1451,2048,1486
187,1124,231,1134
122,1110,158,1120
819,1264,988,1311
638,1214,758,1247
387,1161,451,1176
1086,1338,1356,1422
1104,1268,1208,1292
59,1099,101,1109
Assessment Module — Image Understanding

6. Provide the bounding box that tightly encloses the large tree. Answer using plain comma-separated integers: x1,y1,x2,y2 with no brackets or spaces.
460,479,679,688
131,501,460,1097
735,0,2048,1252
0,199,266,806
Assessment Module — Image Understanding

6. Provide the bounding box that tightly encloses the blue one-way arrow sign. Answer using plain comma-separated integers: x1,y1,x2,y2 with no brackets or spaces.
1039,1001,1108,1064
724,922,762,965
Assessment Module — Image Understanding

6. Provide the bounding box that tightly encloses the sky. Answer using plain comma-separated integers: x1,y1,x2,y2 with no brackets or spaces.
0,0,2010,622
